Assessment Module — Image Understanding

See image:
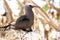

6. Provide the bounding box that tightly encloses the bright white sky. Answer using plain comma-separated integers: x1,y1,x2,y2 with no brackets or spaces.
0,0,5,15
6,0,20,16
32,0,46,7
53,0,60,8
0,0,60,15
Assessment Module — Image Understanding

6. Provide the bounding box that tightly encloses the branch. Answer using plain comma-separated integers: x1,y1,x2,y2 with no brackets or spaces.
1,0,13,27
31,1,60,31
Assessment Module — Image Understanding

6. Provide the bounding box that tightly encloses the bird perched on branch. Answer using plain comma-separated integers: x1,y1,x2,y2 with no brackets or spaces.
14,3,39,32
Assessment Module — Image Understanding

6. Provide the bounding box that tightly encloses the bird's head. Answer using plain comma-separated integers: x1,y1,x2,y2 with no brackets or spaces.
24,3,40,15
25,3,39,9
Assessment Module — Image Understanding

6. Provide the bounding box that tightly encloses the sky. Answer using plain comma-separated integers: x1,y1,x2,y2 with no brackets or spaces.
0,0,60,15
0,0,5,15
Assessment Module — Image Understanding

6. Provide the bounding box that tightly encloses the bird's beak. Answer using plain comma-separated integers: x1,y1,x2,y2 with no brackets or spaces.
32,6,40,8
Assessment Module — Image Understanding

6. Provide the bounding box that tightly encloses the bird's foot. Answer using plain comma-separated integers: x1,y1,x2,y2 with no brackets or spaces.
22,28,32,32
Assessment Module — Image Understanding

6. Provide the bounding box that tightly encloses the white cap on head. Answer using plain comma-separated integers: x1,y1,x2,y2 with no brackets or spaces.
25,3,34,6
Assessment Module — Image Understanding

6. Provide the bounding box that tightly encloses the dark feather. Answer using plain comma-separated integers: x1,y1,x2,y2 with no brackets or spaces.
15,15,31,32
16,15,29,23
14,5,36,32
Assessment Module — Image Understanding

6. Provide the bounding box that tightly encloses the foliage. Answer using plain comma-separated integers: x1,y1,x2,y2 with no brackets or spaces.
57,16,60,23
42,4,49,12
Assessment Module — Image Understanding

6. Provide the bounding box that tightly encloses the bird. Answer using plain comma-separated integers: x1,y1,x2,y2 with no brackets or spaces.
14,4,39,32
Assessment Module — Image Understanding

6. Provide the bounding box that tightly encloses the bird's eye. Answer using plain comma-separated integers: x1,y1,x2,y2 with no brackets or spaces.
29,5,32,7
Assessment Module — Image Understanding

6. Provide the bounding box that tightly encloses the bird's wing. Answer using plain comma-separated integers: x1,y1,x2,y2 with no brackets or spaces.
20,15,29,21
16,15,30,23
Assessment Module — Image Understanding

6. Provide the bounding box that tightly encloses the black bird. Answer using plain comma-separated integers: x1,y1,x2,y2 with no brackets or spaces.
15,4,39,32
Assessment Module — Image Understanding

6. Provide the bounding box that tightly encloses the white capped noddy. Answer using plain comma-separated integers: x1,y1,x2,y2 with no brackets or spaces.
15,4,39,32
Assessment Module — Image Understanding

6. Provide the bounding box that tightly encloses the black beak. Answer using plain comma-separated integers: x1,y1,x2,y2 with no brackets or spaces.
32,6,40,8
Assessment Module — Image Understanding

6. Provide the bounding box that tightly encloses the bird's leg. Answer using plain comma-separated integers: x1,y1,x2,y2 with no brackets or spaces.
22,27,32,32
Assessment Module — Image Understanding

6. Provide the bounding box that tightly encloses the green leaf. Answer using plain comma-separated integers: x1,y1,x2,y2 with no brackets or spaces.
42,4,49,11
